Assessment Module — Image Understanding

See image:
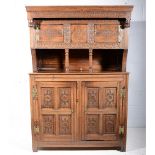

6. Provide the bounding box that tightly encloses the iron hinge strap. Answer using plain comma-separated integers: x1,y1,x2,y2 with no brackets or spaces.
120,87,126,98
33,121,39,134
119,126,125,135
32,85,37,100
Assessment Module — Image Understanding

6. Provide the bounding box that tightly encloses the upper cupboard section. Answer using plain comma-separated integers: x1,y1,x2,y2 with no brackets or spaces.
26,6,133,50
29,20,127,49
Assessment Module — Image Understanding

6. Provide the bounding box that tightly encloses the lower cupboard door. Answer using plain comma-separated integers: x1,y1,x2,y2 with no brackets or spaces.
37,81,76,142
81,81,120,141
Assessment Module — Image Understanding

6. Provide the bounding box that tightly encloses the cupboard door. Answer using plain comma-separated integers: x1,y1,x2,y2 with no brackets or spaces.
38,81,76,142
81,81,120,141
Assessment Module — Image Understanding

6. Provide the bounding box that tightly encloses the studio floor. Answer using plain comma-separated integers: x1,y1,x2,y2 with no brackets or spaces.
5,128,146,155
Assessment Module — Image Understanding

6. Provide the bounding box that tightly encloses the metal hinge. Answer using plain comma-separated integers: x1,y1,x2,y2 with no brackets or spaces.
120,87,126,98
33,121,39,135
32,85,37,100
119,126,124,135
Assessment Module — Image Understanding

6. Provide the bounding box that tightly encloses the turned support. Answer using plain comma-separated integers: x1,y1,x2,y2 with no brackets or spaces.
65,49,69,72
89,49,93,72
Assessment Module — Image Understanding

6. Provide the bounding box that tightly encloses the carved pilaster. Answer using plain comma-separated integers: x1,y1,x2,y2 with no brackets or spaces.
89,49,93,72
65,49,69,72
88,23,94,44
64,24,71,43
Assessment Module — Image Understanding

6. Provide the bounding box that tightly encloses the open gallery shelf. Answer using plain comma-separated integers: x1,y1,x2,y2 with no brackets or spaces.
36,49,124,73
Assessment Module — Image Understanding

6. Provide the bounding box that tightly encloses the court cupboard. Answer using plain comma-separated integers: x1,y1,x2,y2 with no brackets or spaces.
26,6,133,152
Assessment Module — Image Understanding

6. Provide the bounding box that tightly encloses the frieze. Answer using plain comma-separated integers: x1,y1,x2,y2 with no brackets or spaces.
32,42,121,49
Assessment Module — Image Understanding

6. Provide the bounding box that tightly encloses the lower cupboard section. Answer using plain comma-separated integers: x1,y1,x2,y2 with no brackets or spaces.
30,73,128,152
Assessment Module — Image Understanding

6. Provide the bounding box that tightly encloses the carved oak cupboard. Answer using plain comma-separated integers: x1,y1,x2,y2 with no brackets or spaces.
26,6,133,152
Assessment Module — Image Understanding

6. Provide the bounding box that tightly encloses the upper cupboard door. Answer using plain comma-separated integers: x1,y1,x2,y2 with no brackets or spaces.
37,81,76,142
30,20,126,49
81,81,120,141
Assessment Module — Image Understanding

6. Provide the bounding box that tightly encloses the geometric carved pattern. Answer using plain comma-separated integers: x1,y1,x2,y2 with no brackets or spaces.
34,42,120,49
87,88,99,108
86,114,99,134
104,114,116,134
42,115,56,135
59,115,72,135
59,88,71,108
41,88,54,108
104,88,116,108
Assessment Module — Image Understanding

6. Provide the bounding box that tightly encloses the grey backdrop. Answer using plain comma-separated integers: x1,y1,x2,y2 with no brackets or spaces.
127,21,146,127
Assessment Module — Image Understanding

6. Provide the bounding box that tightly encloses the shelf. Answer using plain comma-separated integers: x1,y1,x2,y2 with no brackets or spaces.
34,49,125,73
93,49,123,72
36,49,65,72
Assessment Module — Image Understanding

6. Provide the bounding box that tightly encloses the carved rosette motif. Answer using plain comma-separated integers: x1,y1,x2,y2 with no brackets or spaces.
59,115,71,135
87,88,99,108
43,115,55,135
105,88,116,108
87,114,99,134
104,115,116,134
59,88,71,108
41,88,54,108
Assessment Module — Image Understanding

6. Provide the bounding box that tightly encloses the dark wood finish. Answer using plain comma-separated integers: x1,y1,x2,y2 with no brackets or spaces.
26,6,133,152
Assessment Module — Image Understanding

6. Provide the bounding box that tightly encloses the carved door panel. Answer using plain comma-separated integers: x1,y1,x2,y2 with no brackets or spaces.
38,81,76,141
81,81,120,141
